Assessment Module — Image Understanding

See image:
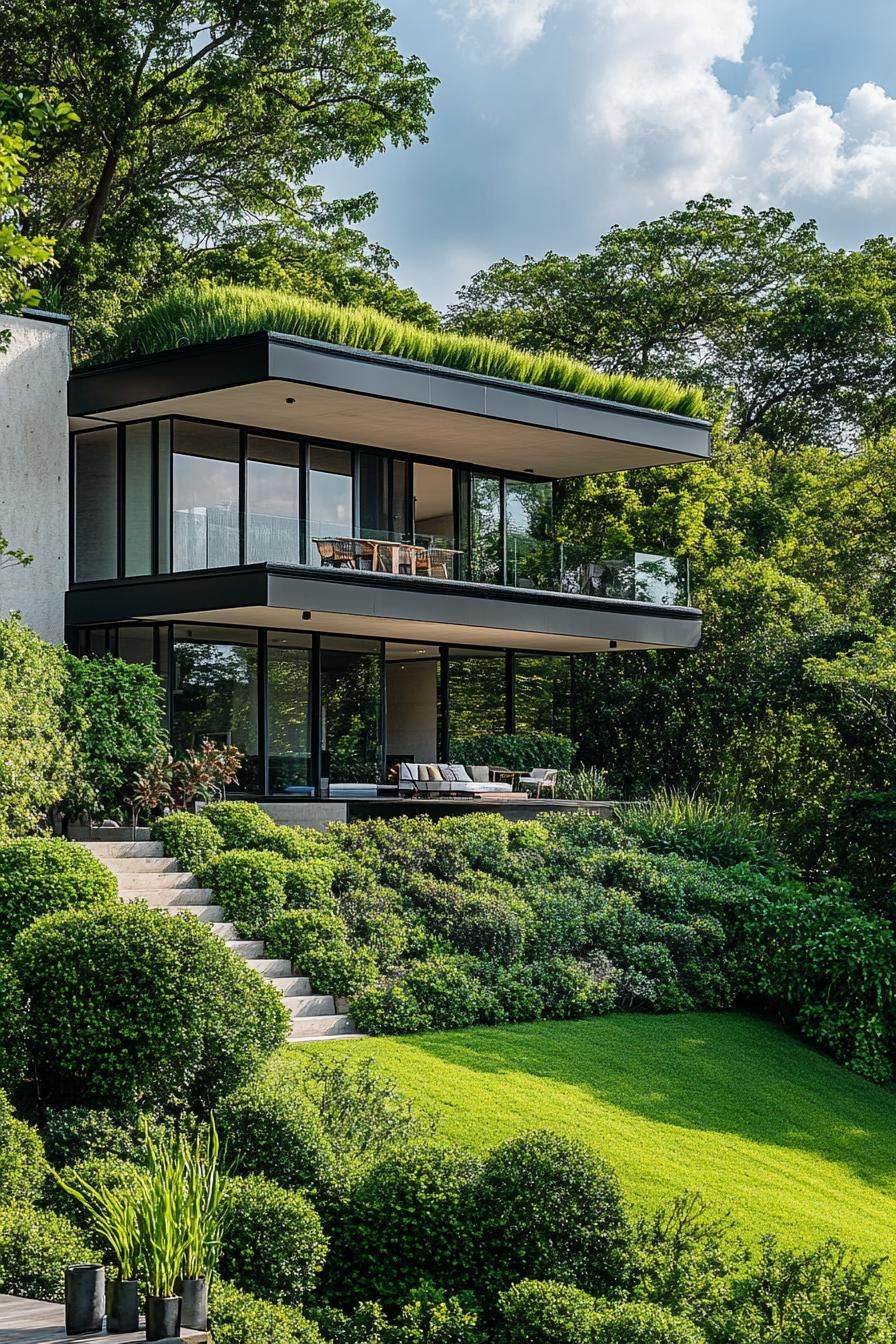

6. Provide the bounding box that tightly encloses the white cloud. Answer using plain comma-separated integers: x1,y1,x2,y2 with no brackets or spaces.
444,0,564,59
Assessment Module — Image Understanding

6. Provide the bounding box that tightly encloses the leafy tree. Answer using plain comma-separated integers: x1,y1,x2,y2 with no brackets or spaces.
0,0,437,352
0,614,73,837
0,534,31,569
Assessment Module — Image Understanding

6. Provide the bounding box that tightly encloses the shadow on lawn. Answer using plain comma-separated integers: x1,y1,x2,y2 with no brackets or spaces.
397,1012,896,1194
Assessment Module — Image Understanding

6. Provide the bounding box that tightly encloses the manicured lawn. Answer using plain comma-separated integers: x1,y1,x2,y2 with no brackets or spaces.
278,1012,896,1280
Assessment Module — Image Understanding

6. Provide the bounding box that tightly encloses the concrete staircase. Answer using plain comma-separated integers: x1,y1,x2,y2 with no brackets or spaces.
79,839,360,1041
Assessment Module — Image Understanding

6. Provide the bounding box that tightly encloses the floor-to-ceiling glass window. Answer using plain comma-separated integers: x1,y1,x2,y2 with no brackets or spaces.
505,478,555,590
468,474,503,583
514,655,572,738
267,632,313,794
359,452,409,545
447,648,506,748
74,426,118,582
247,434,302,566
172,422,240,571
308,446,353,565
320,636,383,786
172,624,259,790
124,423,153,577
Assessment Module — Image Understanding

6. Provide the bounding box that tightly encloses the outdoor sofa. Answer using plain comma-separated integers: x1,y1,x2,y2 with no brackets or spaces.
398,762,514,796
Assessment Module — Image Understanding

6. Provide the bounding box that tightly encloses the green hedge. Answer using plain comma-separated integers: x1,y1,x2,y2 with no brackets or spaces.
151,811,223,872
266,911,376,998
203,801,280,849
216,1077,335,1195
0,837,118,950
451,733,575,773
220,1174,327,1305
209,1279,325,1344
13,905,288,1108
0,614,73,837
496,1278,605,1344
0,1090,46,1203
0,1202,96,1302
205,849,290,938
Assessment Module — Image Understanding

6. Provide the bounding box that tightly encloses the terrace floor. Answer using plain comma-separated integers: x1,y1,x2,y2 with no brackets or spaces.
0,1295,206,1344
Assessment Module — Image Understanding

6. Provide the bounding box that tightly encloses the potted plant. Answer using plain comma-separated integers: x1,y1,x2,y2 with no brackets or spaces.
64,1263,105,1336
53,1169,141,1333
178,1118,227,1331
138,1133,188,1342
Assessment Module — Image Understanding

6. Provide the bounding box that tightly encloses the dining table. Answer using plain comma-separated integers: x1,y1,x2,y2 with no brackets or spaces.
314,537,461,577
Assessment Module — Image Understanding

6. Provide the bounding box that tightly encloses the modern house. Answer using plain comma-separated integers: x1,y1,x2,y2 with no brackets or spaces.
4,306,710,817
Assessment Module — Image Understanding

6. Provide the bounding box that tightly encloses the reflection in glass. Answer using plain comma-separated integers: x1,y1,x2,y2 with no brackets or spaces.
158,421,171,573
469,474,502,583
124,423,153,577
321,636,382,785
247,435,302,566
359,452,409,542
515,655,572,737
505,478,554,590
172,422,240,571
268,633,313,793
117,625,155,667
447,648,506,746
309,446,353,564
172,625,259,790
75,427,118,581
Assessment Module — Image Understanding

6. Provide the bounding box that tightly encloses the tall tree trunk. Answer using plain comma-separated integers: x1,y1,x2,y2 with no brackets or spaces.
80,148,121,245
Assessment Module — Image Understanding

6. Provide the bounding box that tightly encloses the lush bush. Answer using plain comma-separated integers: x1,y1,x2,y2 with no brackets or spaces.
209,1279,325,1344
326,1142,481,1308
0,958,25,1090
530,956,615,1019
63,654,166,819
266,911,376,998
284,858,340,911
0,1202,96,1302
40,1105,167,1168
742,880,896,1082
451,733,576,773
13,905,288,1108
216,1077,335,1194
269,827,336,863
203,801,280,849
220,1174,327,1305
0,613,73,837
151,811,223,872
48,1154,143,1243
473,1131,631,1298
829,789,896,909
591,1303,704,1344
620,790,784,874
351,958,493,1035
496,1278,603,1344
0,1090,45,1202
205,848,290,937
0,837,117,950
446,892,525,965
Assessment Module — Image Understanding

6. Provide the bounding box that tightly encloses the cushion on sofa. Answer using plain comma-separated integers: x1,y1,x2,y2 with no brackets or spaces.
399,762,419,782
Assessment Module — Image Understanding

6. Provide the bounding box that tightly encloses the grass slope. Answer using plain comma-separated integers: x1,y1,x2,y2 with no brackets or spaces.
284,1012,896,1279
96,283,707,420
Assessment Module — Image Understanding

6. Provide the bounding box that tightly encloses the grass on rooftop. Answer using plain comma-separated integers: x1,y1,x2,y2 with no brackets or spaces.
278,1012,896,1281
95,283,707,420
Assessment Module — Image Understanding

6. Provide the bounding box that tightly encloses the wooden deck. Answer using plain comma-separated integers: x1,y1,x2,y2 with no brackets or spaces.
0,1295,207,1344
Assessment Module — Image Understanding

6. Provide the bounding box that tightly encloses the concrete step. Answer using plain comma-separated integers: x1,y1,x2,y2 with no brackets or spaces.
167,905,226,923
282,994,337,1017
123,888,214,906
81,840,165,858
109,857,183,874
267,976,312,996
226,939,266,958
245,958,293,977
117,871,199,889
288,1015,358,1040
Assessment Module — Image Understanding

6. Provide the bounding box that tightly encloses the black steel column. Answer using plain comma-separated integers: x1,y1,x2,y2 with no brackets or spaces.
505,649,515,734
258,630,269,796
439,645,450,760
310,633,322,796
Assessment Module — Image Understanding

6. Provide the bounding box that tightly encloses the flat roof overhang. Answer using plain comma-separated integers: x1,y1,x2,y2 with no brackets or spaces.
68,331,711,477
65,564,702,653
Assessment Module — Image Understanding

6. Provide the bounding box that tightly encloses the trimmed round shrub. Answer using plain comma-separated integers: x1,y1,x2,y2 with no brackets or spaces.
325,1142,482,1309
448,892,525,964
284,859,339,912
432,813,512,877
151,811,223,872
219,1174,327,1305
473,1131,631,1297
348,981,429,1035
0,958,25,1091
530,957,613,1019
265,911,376,998
14,905,288,1109
216,1077,334,1193
210,1279,325,1344
350,957,493,1035
539,812,619,858
268,827,335,863
205,849,289,937
0,838,117,950
202,801,279,849
591,1302,705,1344
497,1279,601,1344
0,1089,46,1202
0,1202,96,1302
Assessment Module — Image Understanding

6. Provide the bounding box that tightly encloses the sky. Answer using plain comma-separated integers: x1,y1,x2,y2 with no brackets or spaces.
316,0,896,311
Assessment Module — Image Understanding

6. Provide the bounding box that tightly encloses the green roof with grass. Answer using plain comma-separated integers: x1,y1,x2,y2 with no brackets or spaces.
97,284,707,421
286,1013,896,1282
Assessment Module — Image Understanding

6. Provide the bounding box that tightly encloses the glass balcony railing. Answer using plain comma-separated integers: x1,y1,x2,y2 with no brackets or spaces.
504,538,691,606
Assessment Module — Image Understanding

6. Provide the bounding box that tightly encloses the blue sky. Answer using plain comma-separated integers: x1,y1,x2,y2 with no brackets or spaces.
317,0,896,310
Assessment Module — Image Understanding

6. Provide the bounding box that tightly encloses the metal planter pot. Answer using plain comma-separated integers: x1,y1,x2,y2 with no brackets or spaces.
64,1263,105,1335
106,1278,140,1334
144,1294,182,1341
180,1277,208,1331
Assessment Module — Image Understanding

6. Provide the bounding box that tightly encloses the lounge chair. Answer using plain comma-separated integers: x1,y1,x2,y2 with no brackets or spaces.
518,767,558,797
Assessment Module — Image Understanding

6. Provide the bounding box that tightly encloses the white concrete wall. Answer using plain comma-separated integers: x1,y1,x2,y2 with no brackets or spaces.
0,313,71,643
386,657,438,763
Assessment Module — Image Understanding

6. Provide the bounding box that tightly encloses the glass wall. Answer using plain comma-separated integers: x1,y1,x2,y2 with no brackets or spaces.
309,446,353,564
321,636,383,785
267,632,313,793
247,434,302,566
124,423,153,577
514,655,572,737
172,422,240,571
359,452,409,542
74,427,118,581
505,478,554,590
447,648,506,746
468,474,503,584
172,625,259,790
